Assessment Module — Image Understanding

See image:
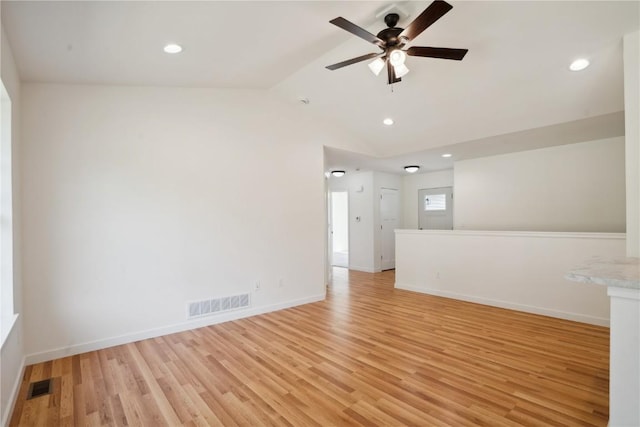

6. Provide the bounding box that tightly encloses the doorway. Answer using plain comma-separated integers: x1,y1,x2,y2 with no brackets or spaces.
380,188,399,270
418,187,453,230
330,192,349,268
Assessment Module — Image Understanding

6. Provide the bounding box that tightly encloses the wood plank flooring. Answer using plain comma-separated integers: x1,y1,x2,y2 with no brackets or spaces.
10,268,610,426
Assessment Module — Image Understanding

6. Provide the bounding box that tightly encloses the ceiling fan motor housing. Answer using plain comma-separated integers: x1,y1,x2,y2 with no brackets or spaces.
384,13,400,27
377,14,406,49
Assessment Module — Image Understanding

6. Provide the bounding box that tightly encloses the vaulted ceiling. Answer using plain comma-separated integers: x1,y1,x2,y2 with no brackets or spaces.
3,1,638,173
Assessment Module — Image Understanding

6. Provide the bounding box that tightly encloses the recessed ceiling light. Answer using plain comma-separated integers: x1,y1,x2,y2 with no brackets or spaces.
331,170,345,177
404,165,420,173
442,153,452,158
163,43,183,54
383,118,394,126
569,58,589,71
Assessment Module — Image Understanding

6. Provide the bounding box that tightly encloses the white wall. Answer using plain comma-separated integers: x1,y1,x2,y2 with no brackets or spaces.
612,30,640,427
454,137,626,232
395,230,626,326
624,31,640,257
0,23,24,427
402,169,454,229
329,171,374,272
328,171,402,272
20,83,368,362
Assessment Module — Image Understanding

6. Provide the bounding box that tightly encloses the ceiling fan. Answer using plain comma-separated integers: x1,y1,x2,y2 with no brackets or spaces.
325,0,468,85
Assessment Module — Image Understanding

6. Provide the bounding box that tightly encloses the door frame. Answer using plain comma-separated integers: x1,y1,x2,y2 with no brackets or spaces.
329,190,350,269
418,186,454,230
379,187,399,271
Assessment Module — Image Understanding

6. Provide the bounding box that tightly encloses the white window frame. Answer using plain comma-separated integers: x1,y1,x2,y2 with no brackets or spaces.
1,79,17,346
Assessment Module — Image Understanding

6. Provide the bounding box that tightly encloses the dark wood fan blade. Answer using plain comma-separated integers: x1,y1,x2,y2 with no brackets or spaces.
400,0,453,41
329,17,385,47
387,62,401,85
326,52,383,71
407,46,468,60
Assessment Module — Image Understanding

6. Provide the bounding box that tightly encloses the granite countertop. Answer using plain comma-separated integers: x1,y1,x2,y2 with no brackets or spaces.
565,256,640,290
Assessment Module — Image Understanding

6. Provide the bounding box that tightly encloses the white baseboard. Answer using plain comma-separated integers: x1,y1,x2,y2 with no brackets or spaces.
25,294,325,365
2,356,25,427
348,265,376,273
395,282,610,327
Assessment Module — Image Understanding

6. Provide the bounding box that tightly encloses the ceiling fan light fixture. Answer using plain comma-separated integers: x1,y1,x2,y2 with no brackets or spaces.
404,165,420,173
331,170,346,177
325,1,468,86
394,63,410,78
389,49,406,67
368,58,385,76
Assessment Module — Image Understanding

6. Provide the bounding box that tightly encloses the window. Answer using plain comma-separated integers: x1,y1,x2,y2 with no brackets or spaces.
1,79,16,344
424,194,446,211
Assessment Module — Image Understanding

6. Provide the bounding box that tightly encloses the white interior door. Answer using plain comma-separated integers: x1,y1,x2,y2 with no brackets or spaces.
380,188,399,270
327,189,333,279
418,187,453,230
330,192,349,268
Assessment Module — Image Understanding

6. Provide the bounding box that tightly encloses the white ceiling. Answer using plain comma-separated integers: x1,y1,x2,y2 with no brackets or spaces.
2,1,385,88
325,111,625,174
3,1,638,174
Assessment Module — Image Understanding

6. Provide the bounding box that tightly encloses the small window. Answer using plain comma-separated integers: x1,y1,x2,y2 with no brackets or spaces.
424,194,446,211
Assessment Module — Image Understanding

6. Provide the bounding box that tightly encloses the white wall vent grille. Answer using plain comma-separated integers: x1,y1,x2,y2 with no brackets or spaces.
187,293,250,320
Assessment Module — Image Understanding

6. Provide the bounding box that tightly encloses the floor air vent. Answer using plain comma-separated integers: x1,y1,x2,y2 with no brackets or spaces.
188,293,250,319
27,379,53,400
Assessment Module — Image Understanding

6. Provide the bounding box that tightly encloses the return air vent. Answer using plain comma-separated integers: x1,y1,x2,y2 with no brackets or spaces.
187,293,250,320
27,378,53,400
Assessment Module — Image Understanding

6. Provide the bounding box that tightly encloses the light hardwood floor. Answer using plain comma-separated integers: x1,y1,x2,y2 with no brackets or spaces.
10,268,609,426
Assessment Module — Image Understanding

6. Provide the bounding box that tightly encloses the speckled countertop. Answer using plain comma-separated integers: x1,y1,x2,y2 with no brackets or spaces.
565,256,640,290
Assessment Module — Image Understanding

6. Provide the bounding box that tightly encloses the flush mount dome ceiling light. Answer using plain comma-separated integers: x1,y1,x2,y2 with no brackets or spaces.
569,58,589,71
383,118,394,125
163,43,183,54
441,153,452,158
331,170,346,177
404,165,420,173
